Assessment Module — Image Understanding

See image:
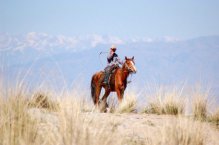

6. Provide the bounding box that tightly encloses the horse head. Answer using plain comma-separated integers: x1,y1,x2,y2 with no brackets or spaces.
123,56,137,74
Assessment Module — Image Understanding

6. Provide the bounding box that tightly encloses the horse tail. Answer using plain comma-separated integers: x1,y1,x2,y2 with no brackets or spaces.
90,75,96,104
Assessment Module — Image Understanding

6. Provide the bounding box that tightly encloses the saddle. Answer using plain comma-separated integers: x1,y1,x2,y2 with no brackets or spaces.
102,65,120,86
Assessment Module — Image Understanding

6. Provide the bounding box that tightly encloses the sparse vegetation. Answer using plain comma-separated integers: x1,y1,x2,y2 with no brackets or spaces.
192,87,209,121
121,118,205,145
0,87,38,145
193,97,208,121
0,85,121,145
159,118,205,145
115,95,137,113
143,86,185,115
0,81,218,145
28,92,60,111
209,109,219,127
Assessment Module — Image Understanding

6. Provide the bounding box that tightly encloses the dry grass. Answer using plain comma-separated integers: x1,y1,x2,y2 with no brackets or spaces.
158,118,205,145
0,83,121,145
209,109,219,127
115,94,137,113
28,92,60,111
58,104,121,145
121,118,205,145
0,87,38,145
143,86,185,115
193,97,208,121
0,80,218,145
192,88,209,121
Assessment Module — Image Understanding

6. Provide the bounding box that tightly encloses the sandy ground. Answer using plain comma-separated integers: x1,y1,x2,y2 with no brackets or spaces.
27,108,219,145
82,113,219,145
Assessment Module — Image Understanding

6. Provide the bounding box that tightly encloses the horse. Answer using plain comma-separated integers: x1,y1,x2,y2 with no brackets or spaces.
90,56,137,111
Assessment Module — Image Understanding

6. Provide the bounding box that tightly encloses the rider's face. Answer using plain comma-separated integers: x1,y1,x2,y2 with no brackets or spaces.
110,49,116,53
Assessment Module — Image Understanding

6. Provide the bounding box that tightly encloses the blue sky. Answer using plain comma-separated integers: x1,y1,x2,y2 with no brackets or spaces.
1,0,219,39
1,0,219,99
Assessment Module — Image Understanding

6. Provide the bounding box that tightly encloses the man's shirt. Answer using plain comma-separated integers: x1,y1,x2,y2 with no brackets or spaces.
107,53,123,66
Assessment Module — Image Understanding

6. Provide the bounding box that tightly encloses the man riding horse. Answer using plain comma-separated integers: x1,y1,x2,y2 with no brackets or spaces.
103,45,123,86
91,44,137,111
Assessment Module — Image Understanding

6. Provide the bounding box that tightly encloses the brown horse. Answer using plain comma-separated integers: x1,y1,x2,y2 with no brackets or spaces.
90,56,137,109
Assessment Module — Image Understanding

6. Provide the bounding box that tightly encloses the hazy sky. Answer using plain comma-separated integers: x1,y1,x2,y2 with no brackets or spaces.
1,0,219,39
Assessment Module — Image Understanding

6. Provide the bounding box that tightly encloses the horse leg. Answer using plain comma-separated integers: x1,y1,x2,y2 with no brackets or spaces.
116,86,125,103
99,89,110,112
116,90,122,103
95,85,102,107
102,89,110,106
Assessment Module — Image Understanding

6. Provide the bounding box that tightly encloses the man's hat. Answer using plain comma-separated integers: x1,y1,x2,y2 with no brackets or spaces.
110,44,117,50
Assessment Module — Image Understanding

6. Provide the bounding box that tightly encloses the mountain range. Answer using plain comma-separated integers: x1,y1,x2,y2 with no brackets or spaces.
0,34,219,98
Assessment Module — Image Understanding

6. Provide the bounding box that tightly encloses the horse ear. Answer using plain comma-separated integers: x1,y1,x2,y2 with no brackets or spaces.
132,56,134,60
125,56,128,60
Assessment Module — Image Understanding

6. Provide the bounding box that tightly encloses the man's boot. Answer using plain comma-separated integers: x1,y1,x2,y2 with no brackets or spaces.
103,72,110,85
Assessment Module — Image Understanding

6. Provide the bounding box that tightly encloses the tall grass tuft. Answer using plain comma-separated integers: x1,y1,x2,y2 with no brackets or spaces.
0,85,38,145
209,109,219,127
193,97,207,121
143,86,185,115
192,87,209,121
115,94,137,113
28,92,60,111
